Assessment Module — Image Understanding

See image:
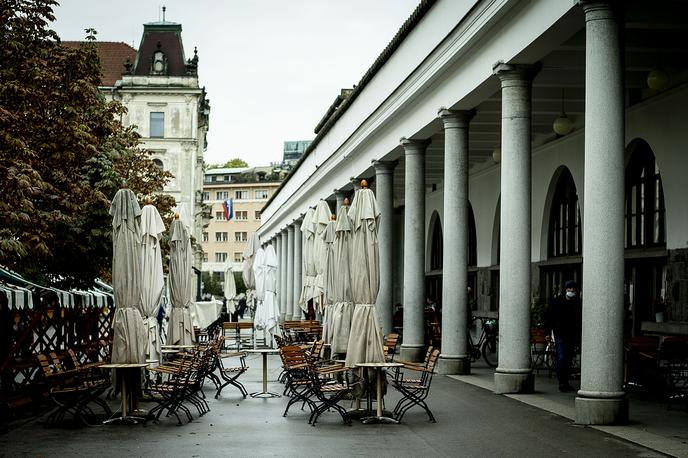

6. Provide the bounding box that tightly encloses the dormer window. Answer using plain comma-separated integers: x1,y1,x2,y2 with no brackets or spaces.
152,47,167,75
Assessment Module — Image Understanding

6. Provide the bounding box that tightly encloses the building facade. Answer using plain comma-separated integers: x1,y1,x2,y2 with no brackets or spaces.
257,0,688,426
74,19,210,266
201,167,281,277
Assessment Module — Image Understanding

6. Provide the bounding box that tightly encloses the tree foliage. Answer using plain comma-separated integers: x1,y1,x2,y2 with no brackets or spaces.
206,158,249,169
0,0,175,288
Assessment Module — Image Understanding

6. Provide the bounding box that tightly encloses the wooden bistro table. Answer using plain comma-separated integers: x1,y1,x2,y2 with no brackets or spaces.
100,362,150,424
246,349,281,398
355,362,403,424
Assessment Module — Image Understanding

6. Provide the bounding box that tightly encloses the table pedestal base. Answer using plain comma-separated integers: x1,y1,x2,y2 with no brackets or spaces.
249,391,281,398
361,415,399,424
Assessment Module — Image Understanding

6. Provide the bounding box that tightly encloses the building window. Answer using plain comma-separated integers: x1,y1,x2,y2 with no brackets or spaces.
235,211,248,221
235,190,248,200
215,211,226,221
429,214,442,271
202,232,208,242
202,253,208,263
255,210,261,220
234,252,242,262
215,252,227,262
625,140,666,248
255,189,269,199
548,168,581,257
202,191,209,201
224,175,230,182
150,112,164,138
216,191,229,200
152,158,164,170
235,232,247,242
215,231,228,242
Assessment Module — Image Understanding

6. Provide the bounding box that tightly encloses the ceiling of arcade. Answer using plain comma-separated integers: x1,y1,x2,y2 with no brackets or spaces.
333,1,688,206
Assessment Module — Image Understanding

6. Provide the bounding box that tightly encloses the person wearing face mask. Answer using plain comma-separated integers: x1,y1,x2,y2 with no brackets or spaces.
544,280,582,392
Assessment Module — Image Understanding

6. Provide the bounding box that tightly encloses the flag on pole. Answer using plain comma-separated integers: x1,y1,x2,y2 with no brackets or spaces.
223,198,234,221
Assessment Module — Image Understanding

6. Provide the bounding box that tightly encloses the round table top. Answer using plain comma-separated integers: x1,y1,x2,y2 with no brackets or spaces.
355,362,404,368
246,348,280,354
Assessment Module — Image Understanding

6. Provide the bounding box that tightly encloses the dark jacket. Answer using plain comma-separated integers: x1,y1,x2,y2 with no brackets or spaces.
544,294,582,344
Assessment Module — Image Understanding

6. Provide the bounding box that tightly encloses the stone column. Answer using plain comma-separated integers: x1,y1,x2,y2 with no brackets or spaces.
493,62,539,394
437,108,475,375
576,1,627,425
334,189,345,214
400,138,430,362
280,229,288,322
275,234,281,321
293,218,303,321
374,160,398,335
286,224,295,321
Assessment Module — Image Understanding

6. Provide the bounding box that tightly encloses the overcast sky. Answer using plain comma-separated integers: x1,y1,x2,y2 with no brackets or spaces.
51,0,420,167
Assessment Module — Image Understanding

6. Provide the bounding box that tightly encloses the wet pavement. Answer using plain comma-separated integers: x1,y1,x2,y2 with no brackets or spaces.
0,353,686,457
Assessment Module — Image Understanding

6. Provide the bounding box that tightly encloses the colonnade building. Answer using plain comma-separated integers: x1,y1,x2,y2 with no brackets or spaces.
256,0,688,425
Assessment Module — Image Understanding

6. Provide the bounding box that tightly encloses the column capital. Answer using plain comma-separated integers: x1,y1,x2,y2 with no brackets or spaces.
333,188,344,197
578,1,617,21
438,108,476,129
372,159,398,175
492,61,541,84
400,137,431,155
350,176,361,190
287,223,296,232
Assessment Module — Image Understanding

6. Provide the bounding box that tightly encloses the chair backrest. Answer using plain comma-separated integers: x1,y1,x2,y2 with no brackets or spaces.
425,349,441,372
280,345,309,370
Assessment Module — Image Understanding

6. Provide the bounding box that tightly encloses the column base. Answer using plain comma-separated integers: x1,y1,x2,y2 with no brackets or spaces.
280,312,286,323
399,344,425,362
575,395,628,425
494,370,534,394
284,314,293,322
436,355,471,375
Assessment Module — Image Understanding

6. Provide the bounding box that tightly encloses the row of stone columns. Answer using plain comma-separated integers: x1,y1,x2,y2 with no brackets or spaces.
265,0,624,424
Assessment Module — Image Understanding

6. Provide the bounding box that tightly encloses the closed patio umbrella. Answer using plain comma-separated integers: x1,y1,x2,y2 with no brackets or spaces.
140,202,165,365
110,188,147,364
252,246,267,328
345,182,385,367
321,215,337,345
331,203,354,355
223,259,237,315
242,233,260,291
298,207,316,311
261,244,281,336
313,200,332,314
167,217,195,345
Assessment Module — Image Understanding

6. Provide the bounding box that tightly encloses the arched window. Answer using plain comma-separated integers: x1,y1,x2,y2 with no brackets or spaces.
430,215,443,271
625,140,666,248
152,158,164,170
548,168,581,257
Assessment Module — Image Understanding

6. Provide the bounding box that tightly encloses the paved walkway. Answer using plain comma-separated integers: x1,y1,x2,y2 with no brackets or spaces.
453,362,688,458
0,354,686,457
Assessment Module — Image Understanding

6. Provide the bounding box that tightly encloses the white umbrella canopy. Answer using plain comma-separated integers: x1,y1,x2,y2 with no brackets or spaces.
223,259,237,314
110,188,147,364
257,244,280,335
242,233,260,291
167,218,195,345
321,216,337,345
312,200,332,314
345,185,385,367
331,204,355,355
298,207,316,311
139,203,165,365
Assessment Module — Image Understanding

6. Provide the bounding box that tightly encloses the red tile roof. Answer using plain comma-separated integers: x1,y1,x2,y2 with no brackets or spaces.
62,41,137,87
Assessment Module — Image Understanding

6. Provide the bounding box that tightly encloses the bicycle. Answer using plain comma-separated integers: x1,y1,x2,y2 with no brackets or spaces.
468,316,499,368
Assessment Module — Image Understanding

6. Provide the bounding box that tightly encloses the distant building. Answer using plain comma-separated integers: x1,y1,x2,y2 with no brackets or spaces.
282,140,312,165
65,18,210,267
201,167,281,282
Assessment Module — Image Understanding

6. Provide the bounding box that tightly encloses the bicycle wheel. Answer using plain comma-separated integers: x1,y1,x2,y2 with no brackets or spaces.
482,336,498,368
